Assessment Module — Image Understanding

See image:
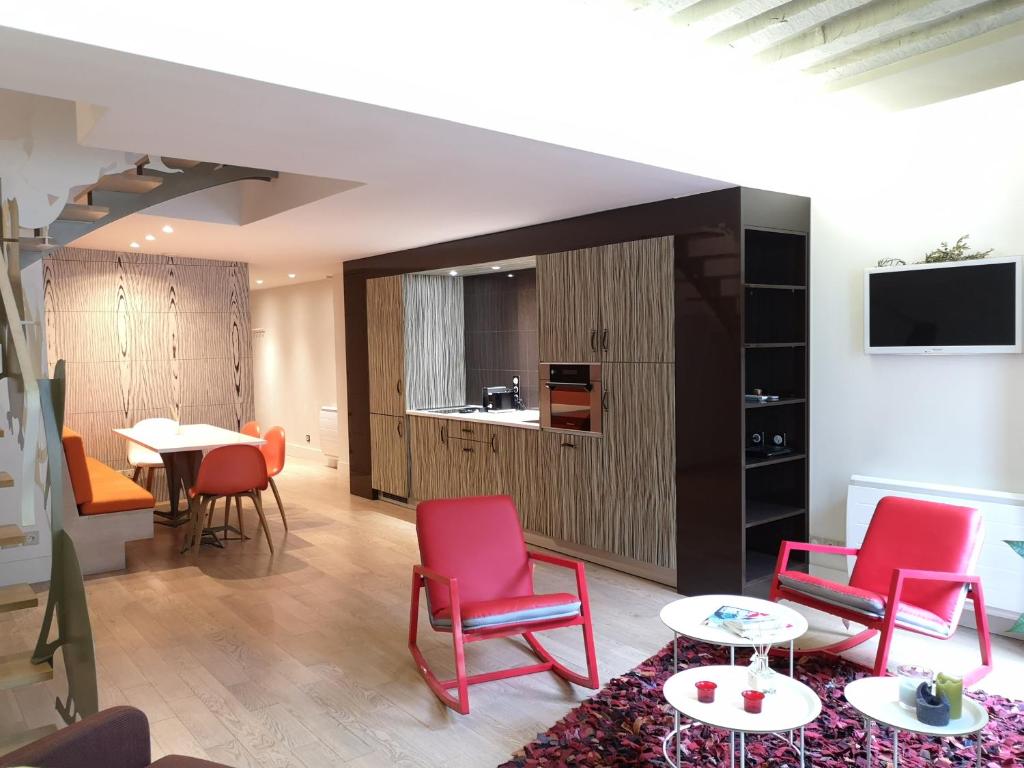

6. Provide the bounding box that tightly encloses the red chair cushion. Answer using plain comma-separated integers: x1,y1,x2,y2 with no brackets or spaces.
432,592,581,630
850,496,981,625
416,496,533,617
778,570,951,635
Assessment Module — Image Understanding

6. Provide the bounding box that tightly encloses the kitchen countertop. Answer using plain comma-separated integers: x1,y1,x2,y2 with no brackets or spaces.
407,408,541,430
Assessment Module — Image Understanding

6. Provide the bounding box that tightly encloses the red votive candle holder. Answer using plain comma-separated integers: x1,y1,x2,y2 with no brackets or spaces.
742,690,765,714
695,681,717,703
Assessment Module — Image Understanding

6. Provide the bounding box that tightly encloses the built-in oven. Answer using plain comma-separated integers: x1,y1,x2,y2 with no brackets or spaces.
539,363,602,435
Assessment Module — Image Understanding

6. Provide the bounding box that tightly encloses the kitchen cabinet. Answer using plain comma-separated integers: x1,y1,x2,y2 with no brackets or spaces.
367,275,405,416
485,425,539,531
537,237,673,364
450,438,491,498
369,413,408,498
602,362,676,568
537,431,605,547
537,247,602,363
409,416,452,503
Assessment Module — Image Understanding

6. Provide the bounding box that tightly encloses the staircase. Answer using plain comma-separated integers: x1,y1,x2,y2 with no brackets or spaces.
16,155,277,259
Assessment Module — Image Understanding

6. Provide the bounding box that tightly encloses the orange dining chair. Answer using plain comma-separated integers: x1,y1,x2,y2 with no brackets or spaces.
260,426,288,530
213,419,263,537
188,445,274,554
241,420,261,437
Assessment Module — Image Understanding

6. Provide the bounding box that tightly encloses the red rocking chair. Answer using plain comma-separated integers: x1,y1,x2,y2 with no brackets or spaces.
770,495,992,685
409,495,600,714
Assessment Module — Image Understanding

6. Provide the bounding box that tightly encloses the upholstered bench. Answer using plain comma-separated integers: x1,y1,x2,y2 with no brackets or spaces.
61,427,155,574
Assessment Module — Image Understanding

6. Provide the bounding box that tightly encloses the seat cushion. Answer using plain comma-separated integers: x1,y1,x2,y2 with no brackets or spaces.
80,457,156,515
778,570,951,635
432,592,581,630
62,427,93,506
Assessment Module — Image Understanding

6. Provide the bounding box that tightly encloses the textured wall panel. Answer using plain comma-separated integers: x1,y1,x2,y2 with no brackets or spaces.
43,248,254,498
403,274,465,411
366,275,404,416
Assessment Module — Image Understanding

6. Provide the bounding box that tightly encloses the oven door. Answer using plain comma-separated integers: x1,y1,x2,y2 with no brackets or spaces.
541,379,603,434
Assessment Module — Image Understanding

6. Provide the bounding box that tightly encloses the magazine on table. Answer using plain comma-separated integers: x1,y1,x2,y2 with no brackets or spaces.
703,605,792,640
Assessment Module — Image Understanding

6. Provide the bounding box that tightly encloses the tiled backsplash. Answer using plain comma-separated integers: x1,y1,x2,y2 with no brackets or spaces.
463,269,538,408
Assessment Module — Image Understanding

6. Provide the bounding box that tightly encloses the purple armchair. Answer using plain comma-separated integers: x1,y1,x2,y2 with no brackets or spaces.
0,707,228,768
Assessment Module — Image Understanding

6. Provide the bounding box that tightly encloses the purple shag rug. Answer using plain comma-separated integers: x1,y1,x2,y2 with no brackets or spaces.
499,637,1024,767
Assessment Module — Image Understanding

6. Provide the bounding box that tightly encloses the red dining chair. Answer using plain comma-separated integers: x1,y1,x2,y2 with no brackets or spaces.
188,445,274,554
409,495,599,715
770,496,992,684
260,426,287,530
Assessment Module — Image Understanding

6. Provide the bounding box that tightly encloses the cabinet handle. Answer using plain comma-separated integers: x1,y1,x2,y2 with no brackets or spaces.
601,328,608,351
490,434,497,453
461,427,473,434
560,441,575,449
396,379,402,395
440,426,447,445
602,389,609,412
396,419,403,438
590,329,597,352
463,446,474,453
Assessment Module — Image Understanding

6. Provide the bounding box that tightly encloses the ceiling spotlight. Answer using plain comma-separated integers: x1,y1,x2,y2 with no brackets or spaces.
449,270,458,277
288,273,296,279
144,234,156,241
129,241,140,249
491,265,501,270
256,279,264,285
507,273,514,278
162,224,174,234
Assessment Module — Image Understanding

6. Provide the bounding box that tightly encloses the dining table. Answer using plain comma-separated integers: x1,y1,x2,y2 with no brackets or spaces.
112,423,265,548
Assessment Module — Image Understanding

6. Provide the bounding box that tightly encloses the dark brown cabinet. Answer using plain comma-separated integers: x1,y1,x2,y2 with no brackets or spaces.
369,413,408,498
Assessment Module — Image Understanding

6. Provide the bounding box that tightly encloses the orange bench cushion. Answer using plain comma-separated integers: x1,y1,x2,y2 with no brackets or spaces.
62,427,155,515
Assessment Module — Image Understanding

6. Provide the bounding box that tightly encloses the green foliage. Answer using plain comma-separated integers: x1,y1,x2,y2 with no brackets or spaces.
923,235,993,263
876,257,906,268
1006,540,1024,635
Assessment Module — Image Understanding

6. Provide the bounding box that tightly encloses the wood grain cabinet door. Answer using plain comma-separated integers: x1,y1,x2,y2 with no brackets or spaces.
486,426,539,530
366,275,405,416
370,414,409,498
409,416,450,503
599,237,674,363
602,362,676,568
537,248,602,362
451,438,489,499
537,430,605,547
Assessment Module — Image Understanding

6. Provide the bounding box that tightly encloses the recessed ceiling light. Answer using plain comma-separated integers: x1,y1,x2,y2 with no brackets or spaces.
129,241,140,249
162,225,174,234
491,265,501,270
288,273,296,279
144,234,156,241
256,279,264,285
508,273,514,278
449,270,458,277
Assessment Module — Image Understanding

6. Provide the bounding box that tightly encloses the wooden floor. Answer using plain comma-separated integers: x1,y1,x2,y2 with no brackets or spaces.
2,457,1023,766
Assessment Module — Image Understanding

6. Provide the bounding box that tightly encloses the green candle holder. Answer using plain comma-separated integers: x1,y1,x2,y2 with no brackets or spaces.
936,672,964,720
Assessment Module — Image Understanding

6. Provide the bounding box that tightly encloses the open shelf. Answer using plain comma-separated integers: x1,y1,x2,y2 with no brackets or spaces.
744,342,806,349
746,501,806,528
745,452,806,469
744,397,806,409
745,283,806,291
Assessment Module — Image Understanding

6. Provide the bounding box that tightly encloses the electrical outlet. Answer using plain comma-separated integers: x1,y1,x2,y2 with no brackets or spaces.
305,434,310,443
810,535,844,547
24,529,39,546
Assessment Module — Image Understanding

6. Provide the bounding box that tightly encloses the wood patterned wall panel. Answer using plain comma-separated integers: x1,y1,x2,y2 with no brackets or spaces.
537,248,603,363
404,275,465,411
369,413,408,497
43,248,254,492
601,237,674,363
366,275,404,416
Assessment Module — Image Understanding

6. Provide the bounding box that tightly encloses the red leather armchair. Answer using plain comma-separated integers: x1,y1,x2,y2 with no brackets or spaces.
409,495,599,714
770,496,992,684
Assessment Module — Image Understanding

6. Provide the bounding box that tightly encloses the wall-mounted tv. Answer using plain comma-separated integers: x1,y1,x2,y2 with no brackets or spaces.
865,256,1021,354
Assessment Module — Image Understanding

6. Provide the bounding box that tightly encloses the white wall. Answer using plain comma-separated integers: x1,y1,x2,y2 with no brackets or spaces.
809,80,1024,545
251,279,342,464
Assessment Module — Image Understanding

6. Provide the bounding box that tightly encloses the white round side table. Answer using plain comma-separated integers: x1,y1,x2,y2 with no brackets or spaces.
845,676,989,767
663,665,821,768
659,594,808,675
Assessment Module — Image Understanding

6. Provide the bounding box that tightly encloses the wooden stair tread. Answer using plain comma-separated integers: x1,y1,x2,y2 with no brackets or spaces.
0,525,25,548
0,583,38,614
0,652,53,691
94,170,164,194
0,723,56,756
58,203,110,222
0,471,13,488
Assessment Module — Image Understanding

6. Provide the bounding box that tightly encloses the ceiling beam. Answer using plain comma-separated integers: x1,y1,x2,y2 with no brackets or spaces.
707,0,876,52
808,0,1024,80
755,0,998,68
669,0,793,38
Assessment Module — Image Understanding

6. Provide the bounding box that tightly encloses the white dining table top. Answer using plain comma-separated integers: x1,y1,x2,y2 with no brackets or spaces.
113,423,265,454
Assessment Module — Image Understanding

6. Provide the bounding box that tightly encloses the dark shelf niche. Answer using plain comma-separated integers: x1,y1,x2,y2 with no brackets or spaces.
744,342,806,349
746,501,807,528
744,397,806,409
744,283,806,291
745,452,806,470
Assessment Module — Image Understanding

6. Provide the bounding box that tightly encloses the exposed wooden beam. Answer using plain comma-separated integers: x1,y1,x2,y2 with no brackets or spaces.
755,0,998,68
708,0,876,52
809,0,1024,79
670,0,792,37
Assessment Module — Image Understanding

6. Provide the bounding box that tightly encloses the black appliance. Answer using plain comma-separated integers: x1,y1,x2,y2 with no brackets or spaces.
539,363,602,434
482,386,515,411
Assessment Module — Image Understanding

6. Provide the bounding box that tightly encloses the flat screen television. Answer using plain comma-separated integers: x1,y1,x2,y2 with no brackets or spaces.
865,256,1021,354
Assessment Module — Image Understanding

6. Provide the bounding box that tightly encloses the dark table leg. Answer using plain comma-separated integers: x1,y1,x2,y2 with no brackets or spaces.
154,450,191,527
169,451,224,553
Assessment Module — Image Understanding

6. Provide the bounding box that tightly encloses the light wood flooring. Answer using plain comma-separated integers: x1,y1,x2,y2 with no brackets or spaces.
2,457,1022,766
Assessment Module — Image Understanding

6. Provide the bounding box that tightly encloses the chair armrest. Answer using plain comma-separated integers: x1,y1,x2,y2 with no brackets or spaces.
0,706,151,768
773,539,859,583
527,550,592,618
412,564,463,631
528,550,584,572
893,568,980,585
413,564,456,587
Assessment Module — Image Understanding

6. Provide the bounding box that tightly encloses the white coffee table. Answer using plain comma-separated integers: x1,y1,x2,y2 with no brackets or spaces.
663,665,821,768
660,594,808,675
845,676,989,767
